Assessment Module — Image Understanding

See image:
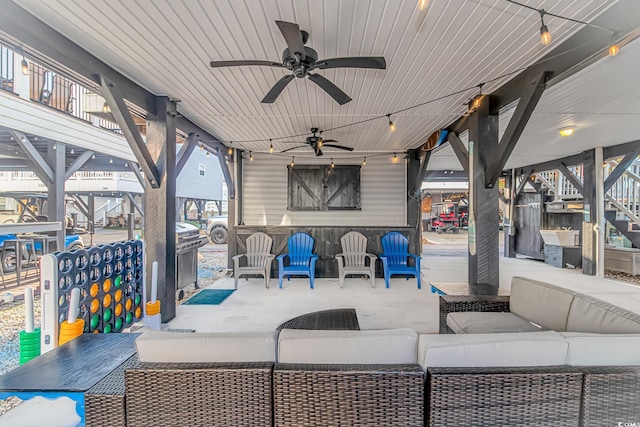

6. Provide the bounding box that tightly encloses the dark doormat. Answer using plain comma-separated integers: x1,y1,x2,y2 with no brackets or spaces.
183,289,235,305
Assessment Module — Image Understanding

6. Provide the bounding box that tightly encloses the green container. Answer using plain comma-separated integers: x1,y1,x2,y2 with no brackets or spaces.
19,328,41,365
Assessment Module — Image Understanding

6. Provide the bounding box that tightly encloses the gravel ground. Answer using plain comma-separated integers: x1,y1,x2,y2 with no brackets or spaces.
0,248,228,415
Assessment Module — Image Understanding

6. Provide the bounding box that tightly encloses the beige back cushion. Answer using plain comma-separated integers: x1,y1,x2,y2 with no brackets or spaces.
510,276,576,331
136,331,277,363
278,328,418,364
418,331,568,369
560,332,640,366
566,294,640,333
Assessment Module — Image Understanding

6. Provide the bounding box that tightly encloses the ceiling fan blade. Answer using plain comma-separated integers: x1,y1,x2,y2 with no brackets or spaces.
262,75,295,103
307,73,351,105
321,139,338,143
313,57,386,70
210,60,283,68
280,145,308,153
322,144,353,151
275,21,306,60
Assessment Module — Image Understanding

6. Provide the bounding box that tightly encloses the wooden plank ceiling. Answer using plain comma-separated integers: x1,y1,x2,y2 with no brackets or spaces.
13,0,629,168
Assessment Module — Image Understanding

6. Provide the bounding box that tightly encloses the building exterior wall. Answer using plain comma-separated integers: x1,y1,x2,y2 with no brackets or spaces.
242,152,406,226
176,146,224,200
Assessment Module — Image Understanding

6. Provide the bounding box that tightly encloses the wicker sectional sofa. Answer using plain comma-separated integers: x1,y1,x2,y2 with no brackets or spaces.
90,277,640,426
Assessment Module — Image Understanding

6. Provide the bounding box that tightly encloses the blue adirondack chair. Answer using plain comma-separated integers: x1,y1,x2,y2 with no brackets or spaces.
276,232,319,289
379,232,421,289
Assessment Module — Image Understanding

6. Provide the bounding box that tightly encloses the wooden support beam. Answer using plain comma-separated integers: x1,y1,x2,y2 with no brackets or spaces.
65,150,95,180
485,72,551,187
129,163,146,188
71,195,90,219
557,163,584,195
46,141,66,249
100,74,161,188
10,130,53,184
515,168,533,198
176,133,197,176
604,149,640,192
447,132,469,173
411,149,432,198
125,193,144,216
216,148,235,199
603,139,640,159
524,152,590,175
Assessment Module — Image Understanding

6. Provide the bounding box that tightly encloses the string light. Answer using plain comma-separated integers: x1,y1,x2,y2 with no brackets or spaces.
392,153,398,162
269,139,274,154
102,102,110,113
539,10,552,45
387,114,396,132
70,148,75,155
362,157,367,167
249,151,253,161
124,162,128,167
52,142,57,150
470,84,484,111
227,141,233,156
609,35,620,56
290,157,295,168
330,158,335,168
200,143,204,151
206,151,210,158
91,153,96,160
109,158,113,164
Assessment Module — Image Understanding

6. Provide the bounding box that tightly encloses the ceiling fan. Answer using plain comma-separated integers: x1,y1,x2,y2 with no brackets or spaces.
210,20,386,105
280,128,353,156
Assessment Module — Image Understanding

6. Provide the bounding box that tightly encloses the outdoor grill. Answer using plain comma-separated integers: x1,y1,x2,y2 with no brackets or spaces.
175,222,209,297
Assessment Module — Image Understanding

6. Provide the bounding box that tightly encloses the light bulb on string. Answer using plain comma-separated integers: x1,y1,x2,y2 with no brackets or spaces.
70,148,75,155
269,140,274,154
392,153,398,162
470,83,484,111
362,157,367,167
227,142,233,156
53,142,57,150
102,102,110,113
330,158,335,169
290,157,295,168
109,158,113,164
91,153,95,160
609,35,620,56
206,151,210,158
249,151,253,161
200,143,204,151
387,114,396,132
539,11,552,45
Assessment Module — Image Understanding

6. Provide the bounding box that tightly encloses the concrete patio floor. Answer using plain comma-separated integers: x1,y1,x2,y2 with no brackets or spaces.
169,252,640,334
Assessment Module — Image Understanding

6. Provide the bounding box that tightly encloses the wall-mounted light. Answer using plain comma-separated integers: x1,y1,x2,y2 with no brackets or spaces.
559,127,574,137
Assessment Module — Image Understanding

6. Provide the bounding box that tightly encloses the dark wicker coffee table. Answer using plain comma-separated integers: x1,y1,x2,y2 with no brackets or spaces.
276,308,360,331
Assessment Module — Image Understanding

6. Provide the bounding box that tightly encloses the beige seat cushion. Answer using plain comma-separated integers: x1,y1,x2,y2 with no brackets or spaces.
566,294,640,333
418,331,568,369
277,328,418,364
447,312,543,334
136,330,277,363
560,332,640,366
509,276,576,331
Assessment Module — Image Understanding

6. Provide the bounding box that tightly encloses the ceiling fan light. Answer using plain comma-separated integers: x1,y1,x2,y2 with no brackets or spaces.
317,138,323,148
559,127,574,137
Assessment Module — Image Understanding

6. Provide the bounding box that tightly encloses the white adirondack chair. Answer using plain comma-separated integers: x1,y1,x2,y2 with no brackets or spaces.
232,232,275,289
335,231,377,288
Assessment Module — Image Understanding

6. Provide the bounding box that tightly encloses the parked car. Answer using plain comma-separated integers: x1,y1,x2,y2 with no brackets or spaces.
0,234,84,273
206,216,228,245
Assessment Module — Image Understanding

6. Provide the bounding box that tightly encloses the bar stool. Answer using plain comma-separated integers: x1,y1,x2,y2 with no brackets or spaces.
0,238,39,287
